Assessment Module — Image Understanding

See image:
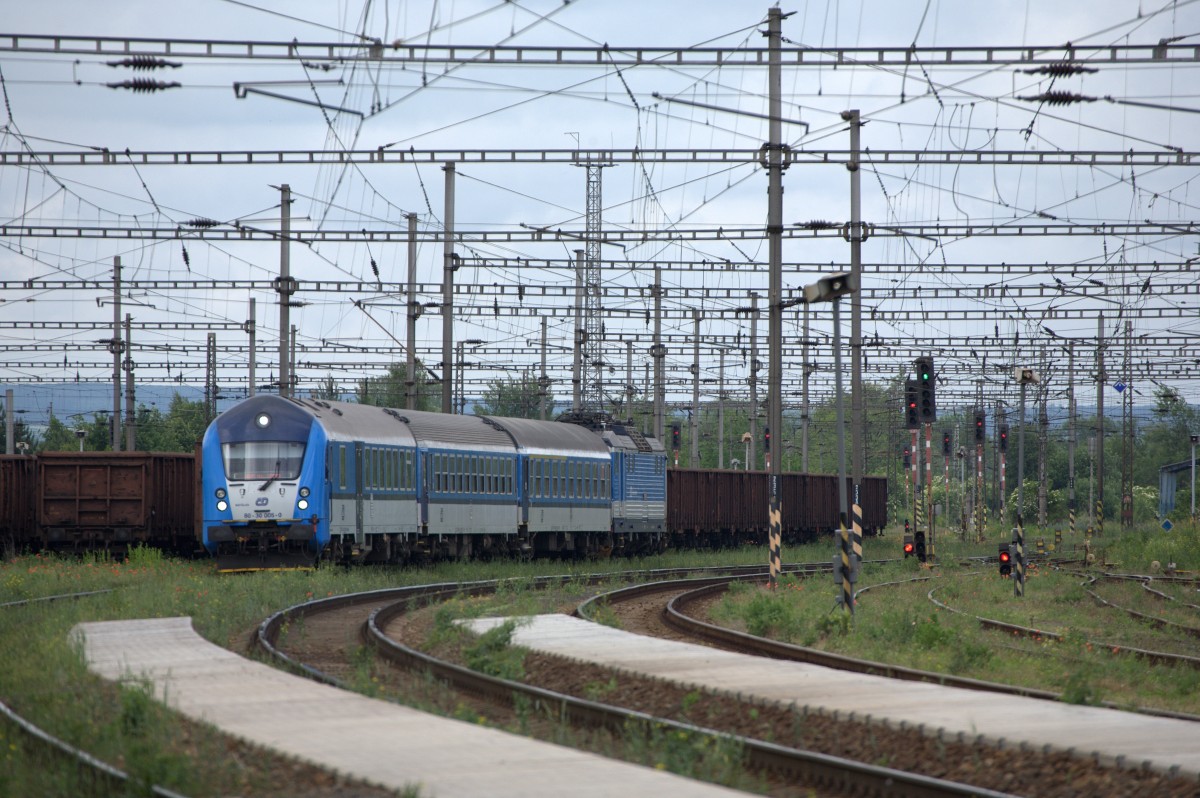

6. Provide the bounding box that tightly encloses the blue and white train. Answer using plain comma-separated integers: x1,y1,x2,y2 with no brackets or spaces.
200,394,666,570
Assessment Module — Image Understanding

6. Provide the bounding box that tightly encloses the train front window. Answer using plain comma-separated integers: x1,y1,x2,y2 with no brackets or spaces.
223,441,306,481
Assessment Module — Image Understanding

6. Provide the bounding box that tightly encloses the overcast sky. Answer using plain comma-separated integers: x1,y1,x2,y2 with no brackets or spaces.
2,0,1199,428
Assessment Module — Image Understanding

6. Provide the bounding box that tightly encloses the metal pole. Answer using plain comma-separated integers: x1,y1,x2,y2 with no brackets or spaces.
289,325,297,396
1018,382,1027,523
833,297,852,615
718,349,726,469
442,163,456,415
573,249,584,414
749,292,759,470
278,184,291,398
406,212,418,411
691,309,700,467
652,264,664,442
1068,341,1076,536
540,318,549,421
766,6,784,588
111,255,122,451
4,389,12,455
1096,312,1105,536
844,108,864,499
124,314,135,451
247,297,256,398
802,302,810,472
1191,440,1196,524
625,340,634,423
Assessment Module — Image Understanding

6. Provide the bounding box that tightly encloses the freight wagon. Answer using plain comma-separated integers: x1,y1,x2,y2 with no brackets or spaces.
0,452,198,556
667,468,888,547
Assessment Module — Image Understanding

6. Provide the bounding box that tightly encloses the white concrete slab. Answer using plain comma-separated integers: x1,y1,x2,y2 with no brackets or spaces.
465,613,1200,777
71,617,748,798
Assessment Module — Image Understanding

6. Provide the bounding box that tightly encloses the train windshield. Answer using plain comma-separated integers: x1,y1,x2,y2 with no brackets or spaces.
222,441,306,481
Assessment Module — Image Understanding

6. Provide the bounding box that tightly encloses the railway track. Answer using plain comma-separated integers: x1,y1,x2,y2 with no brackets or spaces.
258,563,1152,798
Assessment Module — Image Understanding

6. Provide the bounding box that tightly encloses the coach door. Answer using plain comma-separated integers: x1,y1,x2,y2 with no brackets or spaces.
354,442,365,545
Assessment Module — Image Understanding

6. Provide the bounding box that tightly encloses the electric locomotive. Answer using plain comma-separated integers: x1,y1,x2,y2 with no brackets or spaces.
200,394,667,571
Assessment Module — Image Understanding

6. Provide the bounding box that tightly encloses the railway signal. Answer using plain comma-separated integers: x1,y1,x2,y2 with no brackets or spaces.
903,533,915,557
999,425,1009,452
671,424,681,450
974,411,986,442
915,356,936,421
904,379,919,429
913,530,927,562
942,430,951,456
999,544,1012,576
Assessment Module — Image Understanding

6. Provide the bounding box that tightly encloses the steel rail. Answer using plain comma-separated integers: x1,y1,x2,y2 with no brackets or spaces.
1082,575,1200,639
254,565,1016,798
928,585,1200,672
0,588,187,798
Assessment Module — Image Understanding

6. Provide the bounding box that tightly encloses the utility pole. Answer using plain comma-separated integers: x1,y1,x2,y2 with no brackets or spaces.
1068,340,1077,536
124,314,135,451
1121,319,1133,527
277,184,292,398
1096,313,1106,536
205,333,217,425
442,163,456,415
691,309,701,467
110,255,122,451
749,292,760,471
625,340,634,423
802,302,810,472
844,108,865,503
765,6,785,589
246,297,256,398
406,212,419,411
652,264,664,441
718,349,726,469
573,249,584,413
539,318,549,421
1038,351,1049,529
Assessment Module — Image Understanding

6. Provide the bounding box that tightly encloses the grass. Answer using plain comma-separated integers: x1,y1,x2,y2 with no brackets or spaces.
2,526,1195,795
0,544,796,796
713,523,1200,714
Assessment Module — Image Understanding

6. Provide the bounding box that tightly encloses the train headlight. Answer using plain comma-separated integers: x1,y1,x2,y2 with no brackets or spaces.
299,487,311,498
255,413,271,429
216,500,229,512
215,488,227,499
297,498,309,511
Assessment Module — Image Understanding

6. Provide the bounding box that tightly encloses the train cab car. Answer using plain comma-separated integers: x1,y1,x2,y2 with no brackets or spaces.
201,394,327,571
600,422,667,551
484,415,613,557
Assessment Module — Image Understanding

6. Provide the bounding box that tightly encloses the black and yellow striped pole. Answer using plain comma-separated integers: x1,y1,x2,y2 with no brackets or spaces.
852,500,863,568
1096,498,1104,539
768,473,781,588
840,520,854,614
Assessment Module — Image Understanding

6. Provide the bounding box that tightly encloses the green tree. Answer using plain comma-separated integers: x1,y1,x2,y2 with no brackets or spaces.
476,376,555,419
358,363,438,411
313,374,341,401
0,404,39,453
39,412,79,451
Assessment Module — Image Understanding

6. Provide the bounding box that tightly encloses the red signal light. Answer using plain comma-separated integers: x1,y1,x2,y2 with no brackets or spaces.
903,543,915,554
999,551,1010,563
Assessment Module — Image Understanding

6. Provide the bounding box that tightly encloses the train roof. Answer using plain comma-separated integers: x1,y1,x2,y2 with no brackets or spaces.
287,397,418,446
385,408,516,453
482,415,610,459
600,422,665,455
